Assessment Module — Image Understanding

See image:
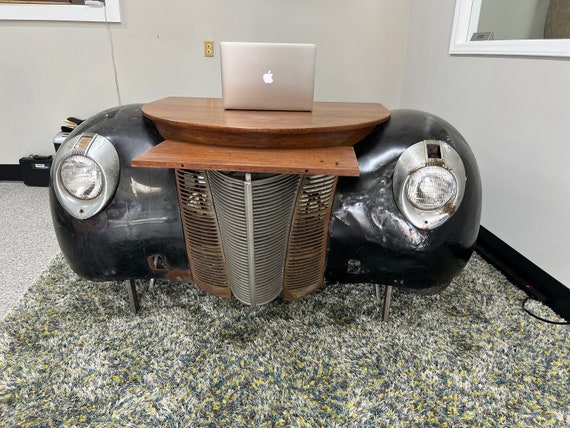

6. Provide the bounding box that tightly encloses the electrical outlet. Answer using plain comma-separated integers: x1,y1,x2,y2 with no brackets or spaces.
204,40,214,57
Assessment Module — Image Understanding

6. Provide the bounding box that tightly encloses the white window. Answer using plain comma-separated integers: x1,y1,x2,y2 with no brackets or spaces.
0,0,121,23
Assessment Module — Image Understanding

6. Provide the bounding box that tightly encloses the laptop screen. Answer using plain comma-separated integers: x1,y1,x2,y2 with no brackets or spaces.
220,42,317,111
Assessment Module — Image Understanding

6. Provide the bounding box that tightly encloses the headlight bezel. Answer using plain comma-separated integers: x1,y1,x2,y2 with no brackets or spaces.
52,133,120,220
393,140,466,230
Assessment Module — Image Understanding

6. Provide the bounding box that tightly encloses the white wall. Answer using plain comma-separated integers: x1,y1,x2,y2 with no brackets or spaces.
0,21,118,163
0,0,411,164
401,0,570,288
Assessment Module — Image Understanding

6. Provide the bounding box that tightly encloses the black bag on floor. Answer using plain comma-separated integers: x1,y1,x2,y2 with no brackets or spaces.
19,155,53,187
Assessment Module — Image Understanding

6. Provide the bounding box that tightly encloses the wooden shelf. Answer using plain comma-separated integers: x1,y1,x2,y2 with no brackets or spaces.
142,97,390,149
131,140,360,176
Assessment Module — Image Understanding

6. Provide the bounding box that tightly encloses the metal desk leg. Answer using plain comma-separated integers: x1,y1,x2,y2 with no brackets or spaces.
125,279,140,314
382,285,393,322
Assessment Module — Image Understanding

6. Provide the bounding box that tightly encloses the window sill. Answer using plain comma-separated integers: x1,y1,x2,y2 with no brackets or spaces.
0,1,120,22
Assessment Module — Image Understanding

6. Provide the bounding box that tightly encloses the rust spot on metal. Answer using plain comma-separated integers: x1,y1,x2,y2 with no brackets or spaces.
175,169,231,298
283,175,338,299
147,255,193,281
163,269,193,281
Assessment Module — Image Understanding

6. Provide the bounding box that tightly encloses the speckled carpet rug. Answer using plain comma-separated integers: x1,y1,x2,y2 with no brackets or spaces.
0,253,568,427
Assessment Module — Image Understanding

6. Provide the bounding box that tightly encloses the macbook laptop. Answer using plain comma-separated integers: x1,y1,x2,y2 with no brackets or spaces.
220,42,317,111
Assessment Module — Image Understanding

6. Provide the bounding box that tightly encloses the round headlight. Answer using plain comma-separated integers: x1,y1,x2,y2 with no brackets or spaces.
405,166,457,211
59,155,104,200
393,140,466,230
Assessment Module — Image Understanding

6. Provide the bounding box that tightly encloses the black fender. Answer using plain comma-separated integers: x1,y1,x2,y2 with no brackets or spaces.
49,104,191,281
325,109,482,290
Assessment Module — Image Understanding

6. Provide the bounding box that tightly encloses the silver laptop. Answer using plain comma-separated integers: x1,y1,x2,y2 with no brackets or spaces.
220,42,317,111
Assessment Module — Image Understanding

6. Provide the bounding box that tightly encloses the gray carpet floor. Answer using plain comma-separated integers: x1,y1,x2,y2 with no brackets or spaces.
1,251,568,426
0,182,60,320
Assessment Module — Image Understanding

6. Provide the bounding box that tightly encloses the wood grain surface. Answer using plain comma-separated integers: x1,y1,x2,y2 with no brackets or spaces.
142,97,390,149
131,140,360,176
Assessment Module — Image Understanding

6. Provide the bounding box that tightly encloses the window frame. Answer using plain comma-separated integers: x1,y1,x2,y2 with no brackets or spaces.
0,0,121,22
449,0,570,57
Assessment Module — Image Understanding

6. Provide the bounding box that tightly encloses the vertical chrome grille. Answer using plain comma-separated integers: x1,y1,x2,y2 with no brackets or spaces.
209,171,300,305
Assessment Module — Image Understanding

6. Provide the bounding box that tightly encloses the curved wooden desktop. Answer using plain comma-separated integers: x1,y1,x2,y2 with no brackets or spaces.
132,97,390,176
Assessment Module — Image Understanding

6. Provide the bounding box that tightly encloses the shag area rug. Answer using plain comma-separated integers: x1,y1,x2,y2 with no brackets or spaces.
0,253,568,427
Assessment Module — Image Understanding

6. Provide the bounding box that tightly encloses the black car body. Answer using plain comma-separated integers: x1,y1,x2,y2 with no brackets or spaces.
50,104,481,305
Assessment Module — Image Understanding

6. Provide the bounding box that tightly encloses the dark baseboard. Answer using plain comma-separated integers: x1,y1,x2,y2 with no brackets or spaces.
1,164,22,181
476,226,570,322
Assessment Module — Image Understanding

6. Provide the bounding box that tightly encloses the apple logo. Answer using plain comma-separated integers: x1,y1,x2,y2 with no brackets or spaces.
262,70,273,84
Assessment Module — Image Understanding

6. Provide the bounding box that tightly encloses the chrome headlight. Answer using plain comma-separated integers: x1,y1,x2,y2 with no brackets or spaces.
59,155,104,200
53,134,120,219
405,166,457,210
393,140,466,230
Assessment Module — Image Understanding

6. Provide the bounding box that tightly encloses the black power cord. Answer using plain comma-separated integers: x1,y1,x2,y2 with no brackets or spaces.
522,296,569,325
